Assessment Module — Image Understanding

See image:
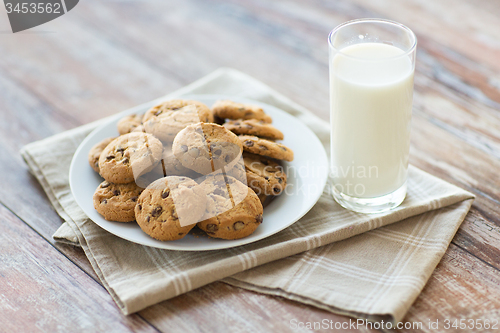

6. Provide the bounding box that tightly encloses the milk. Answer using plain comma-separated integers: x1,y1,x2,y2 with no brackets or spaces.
330,42,414,198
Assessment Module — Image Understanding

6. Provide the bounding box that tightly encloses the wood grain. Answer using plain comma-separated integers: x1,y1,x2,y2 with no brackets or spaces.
0,204,155,333
0,0,499,331
401,244,500,333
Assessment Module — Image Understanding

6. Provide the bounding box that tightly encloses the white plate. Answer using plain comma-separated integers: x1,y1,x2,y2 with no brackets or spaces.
70,95,328,251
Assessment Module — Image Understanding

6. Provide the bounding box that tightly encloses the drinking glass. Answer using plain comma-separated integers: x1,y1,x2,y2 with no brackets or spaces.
328,19,417,213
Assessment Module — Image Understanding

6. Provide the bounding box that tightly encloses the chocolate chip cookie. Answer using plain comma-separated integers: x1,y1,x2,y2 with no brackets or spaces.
88,137,116,173
133,146,204,188
131,125,145,133
98,132,163,184
172,122,243,175
197,175,263,240
162,148,202,179
134,160,165,189
223,119,284,140
135,176,206,241
239,135,294,161
212,100,272,123
93,180,144,222
243,152,287,196
117,114,143,135
143,99,213,142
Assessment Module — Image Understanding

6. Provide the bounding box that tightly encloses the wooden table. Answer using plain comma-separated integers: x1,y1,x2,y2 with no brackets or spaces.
1,0,499,332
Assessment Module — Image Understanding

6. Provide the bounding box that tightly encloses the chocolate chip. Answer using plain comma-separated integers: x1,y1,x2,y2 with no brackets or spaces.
188,147,200,157
171,107,180,111
213,149,222,156
280,146,287,151
244,140,254,147
102,199,107,204
206,224,218,233
277,177,283,183
244,111,253,116
234,122,240,125
273,187,281,194
95,162,99,168
162,189,170,199
214,188,225,196
146,216,150,222
264,176,269,180
178,233,184,236
259,145,268,150
138,204,142,210
106,155,115,160
181,145,188,152
131,196,138,202
151,206,163,217
122,158,129,165
101,181,110,188
225,155,231,163
154,110,163,116
116,147,125,154
256,214,263,223
113,190,120,196
245,124,253,129
233,221,245,230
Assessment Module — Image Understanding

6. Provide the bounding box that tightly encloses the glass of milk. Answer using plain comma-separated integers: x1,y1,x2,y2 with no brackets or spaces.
328,19,417,213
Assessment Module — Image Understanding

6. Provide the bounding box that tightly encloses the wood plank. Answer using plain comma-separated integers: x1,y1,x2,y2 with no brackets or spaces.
66,0,333,120
139,282,379,333
0,5,182,126
0,204,156,333
399,244,500,333
345,0,500,72
0,68,104,280
452,208,500,270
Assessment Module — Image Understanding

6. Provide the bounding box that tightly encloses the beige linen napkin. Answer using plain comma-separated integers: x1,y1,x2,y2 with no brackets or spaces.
21,68,474,324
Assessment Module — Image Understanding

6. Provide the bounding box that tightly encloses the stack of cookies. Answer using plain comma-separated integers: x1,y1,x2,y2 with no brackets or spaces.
213,100,293,202
88,99,293,241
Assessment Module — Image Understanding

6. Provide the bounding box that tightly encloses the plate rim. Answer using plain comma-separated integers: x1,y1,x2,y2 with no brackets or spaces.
69,94,328,251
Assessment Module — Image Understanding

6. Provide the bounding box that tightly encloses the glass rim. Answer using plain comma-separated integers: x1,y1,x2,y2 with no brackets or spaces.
328,18,417,61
